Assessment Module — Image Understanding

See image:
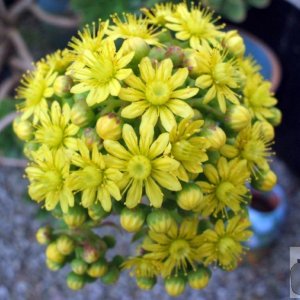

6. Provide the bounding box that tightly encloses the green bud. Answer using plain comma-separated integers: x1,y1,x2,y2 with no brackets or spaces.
147,209,176,233
87,258,108,278
188,267,211,289
101,265,120,285
164,276,186,297
252,168,277,192
56,235,75,255
71,258,88,275
123,37,150,64
267,107,282,126
13,117,33,141
82,240,107,264
82,128,101,150
136,276,157,290
88,203,108,221
46,259,63,271
254,121,274,142
120,206,146,232
53,75,73,97
46,242,65,264
148,47,166,62
202,126,226,150
71,100,95,127
177,183,203,211
36,226,52,245
67,272,85,290
63,206,87,228
223,30,245,57
165,45,184,67
226,105,251,131
112,255,125,268
23,141,39,160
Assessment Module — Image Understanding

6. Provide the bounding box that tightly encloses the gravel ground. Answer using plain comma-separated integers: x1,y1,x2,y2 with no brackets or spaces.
0,159,298,300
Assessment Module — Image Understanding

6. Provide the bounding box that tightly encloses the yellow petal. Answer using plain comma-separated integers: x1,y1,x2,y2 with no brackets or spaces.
125,179,143,208
121,101,149,119
169,68,188,89
151,170,181,191
119,87,146,102
104,140,131,160
139,57,155,82
145,177,163,207
166,99,194,118
152,157,179,171
140,106,158,133
171,87,199,99
122,124,140,155
204,164,219,184
159,107,176,132
148,133,169,159
156,59,173,81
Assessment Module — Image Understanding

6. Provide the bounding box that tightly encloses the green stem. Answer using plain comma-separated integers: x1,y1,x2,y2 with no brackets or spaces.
99,99,122,116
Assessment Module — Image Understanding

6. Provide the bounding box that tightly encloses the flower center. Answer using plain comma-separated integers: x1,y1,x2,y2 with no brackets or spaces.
218,236,236,255
242,140,266,163
127,155,152,180
83,166,103,188
44,170,62,191
145,81,171,105
172,140,194,161
213,63,231,85
216,181,235,203
43,126,64,148
169,239,190,258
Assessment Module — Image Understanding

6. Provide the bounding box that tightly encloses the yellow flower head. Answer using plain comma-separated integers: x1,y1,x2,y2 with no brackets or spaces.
243,74,277,121
197,157,250,216
35,101,79,156
169,118,210,181
166,2,224,49
198,216,252,270
67,140,122,211
122,256,162,278
104,124,181,208
141,3,175,26
26,146,74,213
119,57,198,131
143,218,202,277
195,46,240,113
69,39,134,106
16,68,57,124
108,13,160,45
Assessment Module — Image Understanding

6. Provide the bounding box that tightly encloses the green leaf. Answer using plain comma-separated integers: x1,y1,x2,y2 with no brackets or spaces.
222,0,247,23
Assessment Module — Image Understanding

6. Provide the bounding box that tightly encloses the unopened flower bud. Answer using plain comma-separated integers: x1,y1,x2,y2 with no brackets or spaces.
267,107,282,126
67,272,85,290
71,100,95,127
23,141,39,159
188,267,211,290
46,242,65,264
164,276,186,297
101,265,120,285
87,258,108,278
146,209,176,233
183,49,201,78
223,30,245,57
56,235,75,255
148,47,166,62
36,226,52,245
82,128,101,150
202,126,226,150
220,144,239,158
120,206,146,232
71,258,88,275
53,75,73,97
165,45,184,67
88,203,109,221
63,206,87,228
254,121,274,142
123,37,150,64
96,113,122,141
252,169,277,192
13,117,33,141
136,276,157,290
226,105,251,131
46,258,63,271
82,240,107,264
177,183,203,211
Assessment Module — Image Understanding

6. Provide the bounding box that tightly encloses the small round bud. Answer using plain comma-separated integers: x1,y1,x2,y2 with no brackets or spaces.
252,169,277,192
53,75,73,97
188,267,211,290
82,128,101,150
66,272,85,290
177,183,203,211
82,240,107,264
56,235,75,255
120,206,146,232
23,141,39,160
148,47,166,62
87,258,108,278
96,113,122,141
63,206,87,228
88,203,108,221
202,126,226,150
226,105,251,131
71,100,95,127
146,209,176,233
165,45,184,67
13,117,33,141
46,242,65,264
123,37,150,64
71,258,88,275
255,121,274,142
36,226,52,245
164,276,186,297
136,276,157,290
223,30,245,57
101,265,120,285
46,259,63,271
183,49,201,78
267,107,282,126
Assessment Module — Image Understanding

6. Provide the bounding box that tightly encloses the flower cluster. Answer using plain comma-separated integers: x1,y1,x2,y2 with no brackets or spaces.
14,2,281,296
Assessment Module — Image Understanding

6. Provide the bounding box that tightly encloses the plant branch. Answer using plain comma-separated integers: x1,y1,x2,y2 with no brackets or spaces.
0,156,27,168
0,111,17,132
0,75,19,100
8,0,33,21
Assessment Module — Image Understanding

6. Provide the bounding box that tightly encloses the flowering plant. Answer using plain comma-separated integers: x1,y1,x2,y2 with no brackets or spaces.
14,2,281,296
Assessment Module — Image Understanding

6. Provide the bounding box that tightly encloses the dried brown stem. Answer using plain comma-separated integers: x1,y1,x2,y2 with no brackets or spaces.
0,156,27,168
0,111,17,132
9,0,33,21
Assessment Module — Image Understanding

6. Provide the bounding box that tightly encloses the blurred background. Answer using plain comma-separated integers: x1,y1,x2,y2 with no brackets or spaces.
0,0,299,299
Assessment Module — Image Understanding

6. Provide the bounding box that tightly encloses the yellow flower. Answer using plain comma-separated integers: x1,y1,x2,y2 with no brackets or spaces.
243,74,277,121
122,257,162,278
104,124,181,208
67,140,122,211
197,216,252,270
16,68,57,124
234,122,273,174
196,157,250,216
119,57,198,131
141,3,175,26
143,218,202,277
26,146,74,213
35,101,79,156
108,13,160,45
38,49,71,74
169,118,209,181
195,46,240,113
165,2,224,49
69,39,134,106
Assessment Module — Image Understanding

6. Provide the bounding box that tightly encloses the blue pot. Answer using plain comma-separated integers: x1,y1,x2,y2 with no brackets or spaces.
38,0,69,14
246,185,287,250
